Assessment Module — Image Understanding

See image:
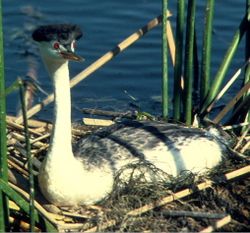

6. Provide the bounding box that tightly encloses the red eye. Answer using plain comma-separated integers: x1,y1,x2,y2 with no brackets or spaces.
53,42,60,49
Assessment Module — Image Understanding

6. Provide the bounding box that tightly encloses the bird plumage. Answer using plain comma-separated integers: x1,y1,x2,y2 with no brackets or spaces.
32,24,229,206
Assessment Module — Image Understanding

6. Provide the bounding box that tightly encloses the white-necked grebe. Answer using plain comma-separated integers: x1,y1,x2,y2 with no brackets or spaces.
32,24,229,206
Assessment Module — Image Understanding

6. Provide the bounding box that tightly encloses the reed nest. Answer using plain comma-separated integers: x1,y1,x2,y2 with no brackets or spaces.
6,115,250,232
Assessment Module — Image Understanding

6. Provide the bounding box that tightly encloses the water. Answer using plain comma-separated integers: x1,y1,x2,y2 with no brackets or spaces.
3,0,247,121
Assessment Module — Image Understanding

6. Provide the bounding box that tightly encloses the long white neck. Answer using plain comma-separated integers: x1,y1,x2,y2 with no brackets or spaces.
43,59,74,160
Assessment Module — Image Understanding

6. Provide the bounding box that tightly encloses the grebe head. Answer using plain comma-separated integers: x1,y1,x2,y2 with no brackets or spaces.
32,24,83,63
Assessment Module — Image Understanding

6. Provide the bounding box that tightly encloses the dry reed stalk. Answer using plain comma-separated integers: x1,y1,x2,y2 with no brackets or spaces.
160,210,227,219
166,14,184,90
166,14,176,65
199,215,232,232
213,81,250,123
8,182,94,231
10,132,45,148
30,133,50,144
206,59,250,114
83,118,114,126
9,216,41,232
9,183,58,225
7,115,51,129
83,219,117,232
80,108,132,118
85,165,250,232
222,122,250,130
6,118,42,136
14,13,172,124
8,182,79,230
61,211,92,220
8,159,29,177
127,180,213,217
234,124,250,150
222,165,250,180
8,154,26,169
9,200,20,211
240,140,250,153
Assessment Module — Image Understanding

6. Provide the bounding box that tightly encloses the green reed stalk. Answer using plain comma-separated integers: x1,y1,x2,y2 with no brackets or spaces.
200,14,248,115
244,0,250,125
183,0,196,125
19,80,35,232
173,0,185,121
193,29,199,107
162,0,168,120
0,179,57,232
200,0,215,106
0,0,9,230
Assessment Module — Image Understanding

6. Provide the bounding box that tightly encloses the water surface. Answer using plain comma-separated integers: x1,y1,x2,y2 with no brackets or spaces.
3,1,246,120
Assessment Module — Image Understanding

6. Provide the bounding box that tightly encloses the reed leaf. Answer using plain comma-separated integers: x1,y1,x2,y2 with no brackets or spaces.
162,0,168,119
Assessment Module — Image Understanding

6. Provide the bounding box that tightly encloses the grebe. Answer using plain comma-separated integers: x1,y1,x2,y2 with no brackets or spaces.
32,24,229,206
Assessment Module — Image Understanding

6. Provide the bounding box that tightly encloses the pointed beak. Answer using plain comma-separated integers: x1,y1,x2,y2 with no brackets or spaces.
60,51,84,62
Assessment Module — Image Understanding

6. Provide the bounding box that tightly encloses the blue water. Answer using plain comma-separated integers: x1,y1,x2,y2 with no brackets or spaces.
3,0,247,121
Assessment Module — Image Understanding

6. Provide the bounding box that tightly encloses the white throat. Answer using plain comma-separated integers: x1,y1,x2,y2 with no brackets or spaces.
44,58,74,160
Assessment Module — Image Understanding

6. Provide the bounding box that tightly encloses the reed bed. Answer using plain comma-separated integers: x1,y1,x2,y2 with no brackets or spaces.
0,0,250,232
4,117,250,231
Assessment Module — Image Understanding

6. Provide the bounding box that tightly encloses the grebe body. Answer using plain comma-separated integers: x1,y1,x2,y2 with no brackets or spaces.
32,24,229,206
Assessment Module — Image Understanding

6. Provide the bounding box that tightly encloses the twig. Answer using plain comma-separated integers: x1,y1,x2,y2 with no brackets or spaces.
200,215,232,232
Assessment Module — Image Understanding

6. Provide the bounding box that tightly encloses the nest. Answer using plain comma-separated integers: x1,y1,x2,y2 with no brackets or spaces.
5,115,250,232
